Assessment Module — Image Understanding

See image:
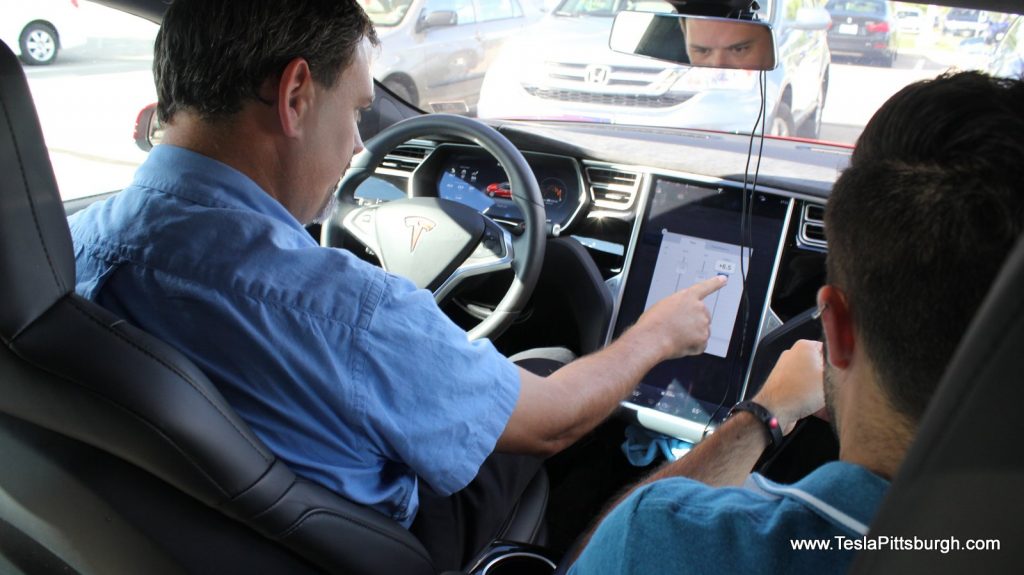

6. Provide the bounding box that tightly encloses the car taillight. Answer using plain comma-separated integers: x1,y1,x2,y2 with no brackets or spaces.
866,21,890,33
71,0,79,7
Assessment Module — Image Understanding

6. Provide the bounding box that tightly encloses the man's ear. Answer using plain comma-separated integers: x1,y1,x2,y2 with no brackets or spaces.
276,57,316,138
819,284,855,369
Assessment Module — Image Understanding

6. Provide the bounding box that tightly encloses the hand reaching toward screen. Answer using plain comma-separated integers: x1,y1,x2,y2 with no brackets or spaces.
633,275,727,360
753,339,825,434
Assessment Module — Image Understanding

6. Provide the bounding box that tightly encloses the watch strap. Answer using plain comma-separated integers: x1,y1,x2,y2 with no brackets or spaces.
728,400,783,449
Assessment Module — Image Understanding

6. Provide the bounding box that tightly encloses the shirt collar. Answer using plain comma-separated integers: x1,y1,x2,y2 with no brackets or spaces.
133,144,307,234
749,461,890,535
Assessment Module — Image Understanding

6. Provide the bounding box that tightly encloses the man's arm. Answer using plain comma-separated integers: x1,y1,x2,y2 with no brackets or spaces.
648,339,826,486
496,275,726,457
569,339,825,559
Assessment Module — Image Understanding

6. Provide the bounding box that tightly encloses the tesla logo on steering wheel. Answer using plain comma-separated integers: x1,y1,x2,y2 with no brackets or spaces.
405,216,436,253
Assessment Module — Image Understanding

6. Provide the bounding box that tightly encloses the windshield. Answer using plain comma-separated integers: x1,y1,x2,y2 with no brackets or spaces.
12,1,1024,201
366,0,1021,146
444,0,1016,144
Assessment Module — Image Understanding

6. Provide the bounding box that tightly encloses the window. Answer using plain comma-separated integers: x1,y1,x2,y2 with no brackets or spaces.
476,0,522,22
364,0,416,27
12,2,158,200
425,0,477,24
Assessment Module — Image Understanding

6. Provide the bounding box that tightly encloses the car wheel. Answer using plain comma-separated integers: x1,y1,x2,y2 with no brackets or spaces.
769,102,794,138
883,49,896,68
382,78,418,108
19,23,59,66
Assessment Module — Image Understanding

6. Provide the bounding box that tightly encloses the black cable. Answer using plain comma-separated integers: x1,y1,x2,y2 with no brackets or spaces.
704,69,768,438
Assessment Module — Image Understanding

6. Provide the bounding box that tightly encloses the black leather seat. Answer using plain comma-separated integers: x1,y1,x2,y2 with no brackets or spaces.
0,39,544,575
848,233,1024,573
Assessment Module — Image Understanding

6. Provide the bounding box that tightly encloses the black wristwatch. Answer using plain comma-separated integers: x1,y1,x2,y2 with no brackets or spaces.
728,400,784,449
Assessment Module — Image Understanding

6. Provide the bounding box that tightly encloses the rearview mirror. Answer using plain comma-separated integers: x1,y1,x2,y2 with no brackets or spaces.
610,12,777,71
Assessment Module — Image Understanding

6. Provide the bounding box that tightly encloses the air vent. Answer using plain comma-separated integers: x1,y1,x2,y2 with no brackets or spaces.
586,166,640,210
799,202,828,250
377,144,433,175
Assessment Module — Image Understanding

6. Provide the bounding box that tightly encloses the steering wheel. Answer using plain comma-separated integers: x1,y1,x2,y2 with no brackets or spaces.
321,114,546,341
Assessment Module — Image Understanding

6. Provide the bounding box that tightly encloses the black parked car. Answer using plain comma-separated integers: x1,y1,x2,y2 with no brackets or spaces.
825,0,897,66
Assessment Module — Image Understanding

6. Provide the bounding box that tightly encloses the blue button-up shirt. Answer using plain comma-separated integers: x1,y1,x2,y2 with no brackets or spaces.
69,145,520,527
570,461,889,574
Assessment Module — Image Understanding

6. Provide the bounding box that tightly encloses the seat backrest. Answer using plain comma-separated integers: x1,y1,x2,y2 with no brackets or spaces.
850,234,1024,573
0,40,433,575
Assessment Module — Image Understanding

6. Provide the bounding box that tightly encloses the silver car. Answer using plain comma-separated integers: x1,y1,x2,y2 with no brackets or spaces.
0,0,87,65
366,0,542,113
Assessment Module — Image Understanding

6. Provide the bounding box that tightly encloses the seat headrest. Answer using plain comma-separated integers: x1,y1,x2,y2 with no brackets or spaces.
0,41,77,340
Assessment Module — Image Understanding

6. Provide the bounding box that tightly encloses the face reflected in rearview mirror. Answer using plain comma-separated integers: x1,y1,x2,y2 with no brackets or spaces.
610,12,777,71
683,17,776,70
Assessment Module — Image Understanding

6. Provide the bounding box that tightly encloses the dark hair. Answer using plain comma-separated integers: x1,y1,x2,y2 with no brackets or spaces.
154,0,379,122
825,72,1024,423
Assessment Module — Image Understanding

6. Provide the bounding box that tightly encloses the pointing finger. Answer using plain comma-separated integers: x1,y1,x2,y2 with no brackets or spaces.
688,275,728,300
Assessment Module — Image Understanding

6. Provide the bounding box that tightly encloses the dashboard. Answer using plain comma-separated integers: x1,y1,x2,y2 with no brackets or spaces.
353,121,843,442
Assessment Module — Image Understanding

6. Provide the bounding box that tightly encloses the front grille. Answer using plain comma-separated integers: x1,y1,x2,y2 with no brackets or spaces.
545,62,664,87
523,87,691,108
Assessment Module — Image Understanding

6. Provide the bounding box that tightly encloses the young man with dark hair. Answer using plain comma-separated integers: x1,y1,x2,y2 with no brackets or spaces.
568,71,1024,574
68,0,724,568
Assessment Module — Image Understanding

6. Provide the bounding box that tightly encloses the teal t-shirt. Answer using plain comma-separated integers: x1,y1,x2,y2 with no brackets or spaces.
570,461,889,574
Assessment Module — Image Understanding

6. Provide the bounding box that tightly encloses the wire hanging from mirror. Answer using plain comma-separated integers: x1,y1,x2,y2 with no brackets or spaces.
704,68,768,437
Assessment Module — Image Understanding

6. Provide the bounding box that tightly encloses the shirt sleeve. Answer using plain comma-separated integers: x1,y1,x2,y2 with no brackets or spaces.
356,272,520,496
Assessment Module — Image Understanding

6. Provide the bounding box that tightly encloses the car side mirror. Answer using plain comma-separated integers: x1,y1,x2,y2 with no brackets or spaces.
609,12,777,71
416,10,458,33
133,103,164,152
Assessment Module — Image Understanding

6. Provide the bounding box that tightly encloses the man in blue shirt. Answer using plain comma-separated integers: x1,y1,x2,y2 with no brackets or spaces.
68,0,725,569
569,72,1024,574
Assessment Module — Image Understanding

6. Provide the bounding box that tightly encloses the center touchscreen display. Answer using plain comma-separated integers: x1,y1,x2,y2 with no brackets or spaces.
614,178,790,439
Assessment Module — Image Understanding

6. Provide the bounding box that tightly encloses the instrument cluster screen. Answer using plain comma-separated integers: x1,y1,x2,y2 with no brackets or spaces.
436,149,582,230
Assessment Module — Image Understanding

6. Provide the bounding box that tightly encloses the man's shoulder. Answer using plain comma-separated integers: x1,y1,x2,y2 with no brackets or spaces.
626,475,784,527
571,468,873,575
69,185,396,323
630,462,885,535
569,478,788,575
